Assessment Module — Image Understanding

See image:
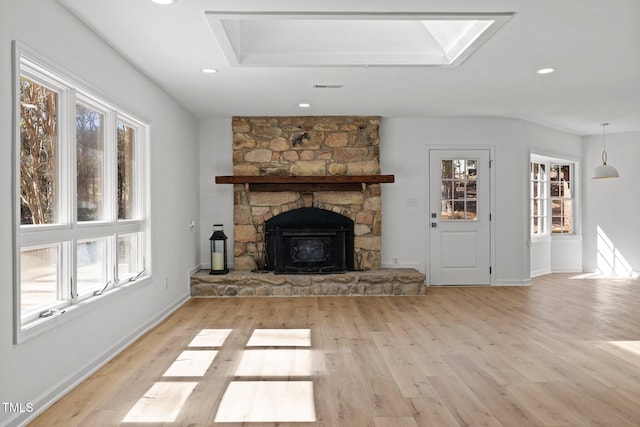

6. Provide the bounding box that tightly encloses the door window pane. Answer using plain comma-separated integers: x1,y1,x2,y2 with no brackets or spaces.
441,200,453,220
19,77,58,225
453,201,465,219
441,181,453,200
77,239,106,296
466,201,477,219
441,159,478,221
76,103,104,221
465,180,477,198
441,160,453,179
20,245,60,316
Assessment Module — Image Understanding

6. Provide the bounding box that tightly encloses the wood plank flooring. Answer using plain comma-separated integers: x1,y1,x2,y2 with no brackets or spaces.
30,273,640,426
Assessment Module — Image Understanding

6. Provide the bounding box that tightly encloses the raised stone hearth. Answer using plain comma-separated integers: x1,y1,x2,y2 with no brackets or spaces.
191,269,426,297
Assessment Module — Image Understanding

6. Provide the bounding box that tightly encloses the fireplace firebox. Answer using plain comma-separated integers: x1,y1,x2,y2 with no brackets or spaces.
265,207,354,274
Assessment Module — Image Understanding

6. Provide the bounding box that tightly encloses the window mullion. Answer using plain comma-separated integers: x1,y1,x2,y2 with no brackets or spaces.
68,89,79,301
59,87,74,227
543,166,549,235
105,111,118,286
105,111,117,224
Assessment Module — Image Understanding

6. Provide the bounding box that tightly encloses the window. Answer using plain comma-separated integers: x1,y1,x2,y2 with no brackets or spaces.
530,162,547,235
530,157,575,235
14,47,150,338
19,75,60,225
440,159,478,220
550,164,573,234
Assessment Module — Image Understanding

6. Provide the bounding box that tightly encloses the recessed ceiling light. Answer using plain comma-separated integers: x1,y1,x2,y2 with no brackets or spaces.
201,68,218,74
536,68,555,75
152,0,176,4
298,103,311,108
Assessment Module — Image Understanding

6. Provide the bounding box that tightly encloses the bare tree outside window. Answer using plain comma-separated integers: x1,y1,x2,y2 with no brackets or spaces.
20,77,57,225
76,103,104,221
117,122,135,220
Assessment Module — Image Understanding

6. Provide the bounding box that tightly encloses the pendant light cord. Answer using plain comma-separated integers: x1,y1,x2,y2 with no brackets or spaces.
601,122,609,165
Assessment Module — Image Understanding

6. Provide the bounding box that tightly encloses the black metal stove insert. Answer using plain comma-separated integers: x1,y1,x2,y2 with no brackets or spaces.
265,207,354,274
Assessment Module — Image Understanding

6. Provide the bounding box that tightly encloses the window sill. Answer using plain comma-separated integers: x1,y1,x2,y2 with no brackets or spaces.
15,275,152,344
531,235,551,244
531,234,582,246
551,234,582,241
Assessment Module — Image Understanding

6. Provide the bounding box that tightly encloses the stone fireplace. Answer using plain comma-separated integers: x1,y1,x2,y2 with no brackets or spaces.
230,116,383,272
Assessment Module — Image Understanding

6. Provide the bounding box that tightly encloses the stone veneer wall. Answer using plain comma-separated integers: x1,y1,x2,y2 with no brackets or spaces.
231,116,383,271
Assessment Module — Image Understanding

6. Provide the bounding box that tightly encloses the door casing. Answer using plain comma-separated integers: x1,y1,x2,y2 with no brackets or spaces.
426,146,495,286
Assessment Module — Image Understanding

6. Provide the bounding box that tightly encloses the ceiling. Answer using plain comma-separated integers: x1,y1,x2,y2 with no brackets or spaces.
57,0,640,136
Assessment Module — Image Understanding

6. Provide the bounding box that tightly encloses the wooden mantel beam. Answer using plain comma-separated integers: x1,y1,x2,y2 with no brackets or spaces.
215,174,395,192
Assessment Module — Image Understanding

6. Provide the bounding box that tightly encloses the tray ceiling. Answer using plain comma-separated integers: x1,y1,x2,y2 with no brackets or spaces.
206,12,512,67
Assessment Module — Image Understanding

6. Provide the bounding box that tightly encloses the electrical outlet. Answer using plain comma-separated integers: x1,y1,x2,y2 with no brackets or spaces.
392,257,399,264
165,277,168,290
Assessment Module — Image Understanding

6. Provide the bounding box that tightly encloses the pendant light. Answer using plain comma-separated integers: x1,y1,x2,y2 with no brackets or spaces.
591,122,619,179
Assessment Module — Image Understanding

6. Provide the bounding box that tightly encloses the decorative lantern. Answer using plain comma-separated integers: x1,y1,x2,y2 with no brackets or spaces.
209,224,229,274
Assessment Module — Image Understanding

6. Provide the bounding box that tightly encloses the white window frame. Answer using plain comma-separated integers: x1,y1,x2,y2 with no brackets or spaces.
12,42,151,343
530,160,548,236
530,154,579,238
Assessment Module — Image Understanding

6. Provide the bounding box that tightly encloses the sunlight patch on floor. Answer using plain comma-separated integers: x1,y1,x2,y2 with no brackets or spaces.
163,350,218,377
122,329,231,424
235,349,313,376
247,328,311,347
122,382,197,422
609,341,640,357
595,226,637,278
215,328,317,422
569,272,636,281
188,328,232,347
214,381,316,422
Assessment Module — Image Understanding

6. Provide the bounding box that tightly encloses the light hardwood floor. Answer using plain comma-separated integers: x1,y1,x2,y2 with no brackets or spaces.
31,274,640,426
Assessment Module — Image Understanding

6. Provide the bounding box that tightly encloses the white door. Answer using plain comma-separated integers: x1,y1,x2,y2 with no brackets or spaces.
429,149,491,285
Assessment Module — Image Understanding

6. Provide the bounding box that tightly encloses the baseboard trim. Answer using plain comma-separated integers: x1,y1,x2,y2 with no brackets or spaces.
10,293,190,427
530,268,552,278
494,278,532,286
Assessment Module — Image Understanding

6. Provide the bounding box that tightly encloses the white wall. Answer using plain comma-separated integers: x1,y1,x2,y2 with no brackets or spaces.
199,118,234,268
582,130,640,276
380,117,531,285
0,1,200,425
199,116,585,285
